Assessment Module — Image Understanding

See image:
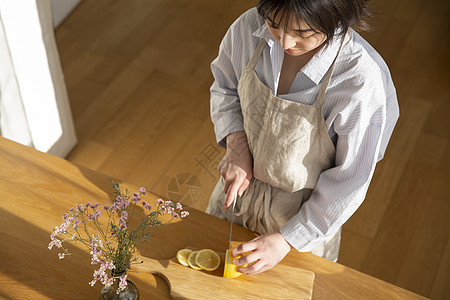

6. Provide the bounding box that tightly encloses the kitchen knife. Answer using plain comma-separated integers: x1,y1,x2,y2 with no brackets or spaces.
226,193,237,278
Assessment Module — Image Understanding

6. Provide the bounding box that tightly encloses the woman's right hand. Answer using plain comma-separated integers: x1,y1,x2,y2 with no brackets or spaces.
218,131,253,209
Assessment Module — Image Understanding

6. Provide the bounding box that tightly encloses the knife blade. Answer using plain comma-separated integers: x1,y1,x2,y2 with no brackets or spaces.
226,193,237,278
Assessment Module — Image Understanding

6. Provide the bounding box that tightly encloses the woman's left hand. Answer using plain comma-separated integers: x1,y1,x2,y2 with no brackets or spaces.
232,232,293,275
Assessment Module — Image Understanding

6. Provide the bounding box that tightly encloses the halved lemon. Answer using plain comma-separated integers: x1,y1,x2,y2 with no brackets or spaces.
195,249,221,271
223,249,246,278
187,251,203,270
176,248,193,267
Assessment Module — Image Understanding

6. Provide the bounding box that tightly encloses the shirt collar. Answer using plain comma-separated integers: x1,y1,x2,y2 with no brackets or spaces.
252,23,344,85
252,23,275,48
302,34,343,84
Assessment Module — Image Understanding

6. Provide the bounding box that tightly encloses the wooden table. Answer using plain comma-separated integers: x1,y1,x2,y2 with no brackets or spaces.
0,137,427,299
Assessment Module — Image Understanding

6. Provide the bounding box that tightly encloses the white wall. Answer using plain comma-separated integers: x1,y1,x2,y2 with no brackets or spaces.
0,15,33,147
0,0,77,157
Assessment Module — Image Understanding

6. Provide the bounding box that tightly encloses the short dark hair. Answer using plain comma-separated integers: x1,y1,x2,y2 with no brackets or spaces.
257,0,371,43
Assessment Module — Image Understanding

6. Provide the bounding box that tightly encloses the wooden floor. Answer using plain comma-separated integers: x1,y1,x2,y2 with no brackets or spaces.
56,0,450,298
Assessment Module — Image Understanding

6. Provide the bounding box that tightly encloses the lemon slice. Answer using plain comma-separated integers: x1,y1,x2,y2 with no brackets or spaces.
187,251,203,270
195,249,221,271
223,249,245,278
176,248,193,267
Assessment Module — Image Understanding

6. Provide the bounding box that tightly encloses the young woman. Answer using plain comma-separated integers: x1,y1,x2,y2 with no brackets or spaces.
207,0,399,275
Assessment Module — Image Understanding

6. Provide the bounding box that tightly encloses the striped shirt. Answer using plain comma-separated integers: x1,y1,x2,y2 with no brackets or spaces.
210,8,399,252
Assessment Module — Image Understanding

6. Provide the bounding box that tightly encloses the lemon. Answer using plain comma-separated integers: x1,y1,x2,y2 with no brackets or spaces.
187,251,203,270
223,249,246,278
195,249,221,271
176,248,193,267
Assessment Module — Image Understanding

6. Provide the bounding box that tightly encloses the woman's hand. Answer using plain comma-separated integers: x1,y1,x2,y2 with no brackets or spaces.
218,131,253,209
232,232,293,275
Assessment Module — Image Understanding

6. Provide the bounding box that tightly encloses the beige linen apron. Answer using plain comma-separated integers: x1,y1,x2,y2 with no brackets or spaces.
207,30,352,262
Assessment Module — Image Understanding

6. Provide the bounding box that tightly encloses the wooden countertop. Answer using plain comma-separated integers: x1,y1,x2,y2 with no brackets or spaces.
0,137,427,299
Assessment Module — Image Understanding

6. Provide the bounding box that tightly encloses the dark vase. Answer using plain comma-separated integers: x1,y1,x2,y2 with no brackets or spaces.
99,270,139,300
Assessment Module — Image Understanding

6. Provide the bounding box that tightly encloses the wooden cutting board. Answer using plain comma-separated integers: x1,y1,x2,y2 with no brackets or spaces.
130,251,315,300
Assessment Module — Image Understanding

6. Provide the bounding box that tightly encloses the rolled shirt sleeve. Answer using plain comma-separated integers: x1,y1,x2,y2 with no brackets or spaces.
210,24,244,148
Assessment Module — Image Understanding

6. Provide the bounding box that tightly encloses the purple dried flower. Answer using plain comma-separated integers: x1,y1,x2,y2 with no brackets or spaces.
89,235,103,249
117,275,128,294
93,210,101,220
73,219,81,230
88,211,101,221
59,222,69,234
114,196,130,210
106,277,114,287
90,260,114,288
131,196,141,203
48,238,62,250
139,187,146,195
119,218,127,230
50,182,189,293
104,260,115,270
123,201,130,209
91,254,101,265
76,204,84,213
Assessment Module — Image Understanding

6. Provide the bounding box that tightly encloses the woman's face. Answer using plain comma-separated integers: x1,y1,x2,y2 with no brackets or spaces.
265,15,327,56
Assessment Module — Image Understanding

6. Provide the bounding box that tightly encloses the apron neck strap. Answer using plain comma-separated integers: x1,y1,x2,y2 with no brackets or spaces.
248,38,267,69
316,28,353,108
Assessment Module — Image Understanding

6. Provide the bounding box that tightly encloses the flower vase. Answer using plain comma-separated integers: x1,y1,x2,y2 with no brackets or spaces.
99,270,139,300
